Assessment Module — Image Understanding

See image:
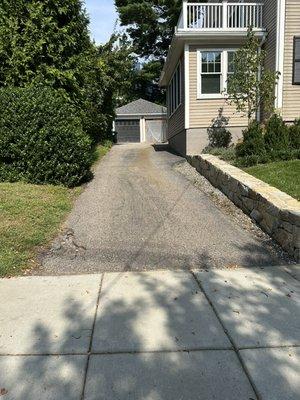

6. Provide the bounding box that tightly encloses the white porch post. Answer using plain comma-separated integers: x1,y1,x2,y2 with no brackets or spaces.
183,0,188,29
222,1,228,29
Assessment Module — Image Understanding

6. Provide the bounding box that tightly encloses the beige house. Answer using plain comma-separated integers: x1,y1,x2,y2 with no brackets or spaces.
159,0,300,156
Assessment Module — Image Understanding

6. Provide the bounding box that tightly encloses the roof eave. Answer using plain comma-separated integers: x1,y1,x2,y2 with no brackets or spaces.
116,113,167,118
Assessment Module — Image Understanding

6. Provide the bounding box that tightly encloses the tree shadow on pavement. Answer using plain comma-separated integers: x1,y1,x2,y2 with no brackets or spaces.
0,296,92,399
0,267,299,399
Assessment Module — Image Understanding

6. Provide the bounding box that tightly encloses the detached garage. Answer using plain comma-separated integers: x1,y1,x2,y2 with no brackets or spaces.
115,99,167,144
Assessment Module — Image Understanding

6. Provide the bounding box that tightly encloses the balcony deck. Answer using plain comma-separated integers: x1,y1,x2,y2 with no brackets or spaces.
177,1,264,33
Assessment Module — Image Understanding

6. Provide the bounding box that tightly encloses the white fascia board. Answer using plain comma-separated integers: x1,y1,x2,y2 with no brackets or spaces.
275,0,286,110
176,29,267,39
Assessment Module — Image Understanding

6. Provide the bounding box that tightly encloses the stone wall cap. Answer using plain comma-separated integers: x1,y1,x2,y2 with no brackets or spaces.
198,154,300,213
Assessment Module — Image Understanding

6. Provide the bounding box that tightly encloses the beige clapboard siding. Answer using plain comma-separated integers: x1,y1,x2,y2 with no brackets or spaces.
282,0,300,121
189,46,247,128
167,55,185,139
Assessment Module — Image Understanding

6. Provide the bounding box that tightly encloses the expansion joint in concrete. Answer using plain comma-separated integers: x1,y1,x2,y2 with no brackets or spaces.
80,273,104,400
190,271,261,400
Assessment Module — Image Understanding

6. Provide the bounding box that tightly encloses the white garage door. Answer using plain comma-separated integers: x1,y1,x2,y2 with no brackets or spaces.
145,119,167,143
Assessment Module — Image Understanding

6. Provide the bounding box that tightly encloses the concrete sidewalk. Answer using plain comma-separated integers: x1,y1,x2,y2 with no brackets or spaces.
0,266,299,399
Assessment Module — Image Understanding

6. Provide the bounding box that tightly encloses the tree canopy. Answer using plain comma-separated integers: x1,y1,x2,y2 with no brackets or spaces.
115,0,182,104
0,0,91,88
0,0,138,141
115,0,181,59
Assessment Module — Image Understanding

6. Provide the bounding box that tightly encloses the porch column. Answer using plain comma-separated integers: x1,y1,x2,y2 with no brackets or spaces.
223,0,228,29
183,0,188,29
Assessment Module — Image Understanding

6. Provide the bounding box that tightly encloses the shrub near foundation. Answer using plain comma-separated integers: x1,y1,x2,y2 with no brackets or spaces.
0,86,92,187
235,116,300,167
264,114,289,153
236,121,266,159
288,119,300,150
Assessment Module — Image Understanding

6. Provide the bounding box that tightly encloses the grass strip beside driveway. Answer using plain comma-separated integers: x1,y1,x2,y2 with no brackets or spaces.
0,142,113,277
244,159,300,200
0,182,81,277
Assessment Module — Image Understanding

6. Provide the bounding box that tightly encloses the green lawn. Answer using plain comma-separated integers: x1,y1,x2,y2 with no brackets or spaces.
0,142,112,277
244,160,300,200
0,183,80,277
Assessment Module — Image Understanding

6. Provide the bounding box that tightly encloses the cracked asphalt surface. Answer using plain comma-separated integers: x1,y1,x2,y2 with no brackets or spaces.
37,143,289,275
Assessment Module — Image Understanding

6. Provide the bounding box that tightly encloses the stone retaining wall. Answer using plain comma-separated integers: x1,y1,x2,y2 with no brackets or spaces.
187,154,300,261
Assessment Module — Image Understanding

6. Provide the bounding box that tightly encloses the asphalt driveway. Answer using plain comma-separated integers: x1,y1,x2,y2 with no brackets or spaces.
39,144,288,275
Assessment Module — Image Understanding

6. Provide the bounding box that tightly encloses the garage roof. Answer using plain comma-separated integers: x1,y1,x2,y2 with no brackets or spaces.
116,99,167,116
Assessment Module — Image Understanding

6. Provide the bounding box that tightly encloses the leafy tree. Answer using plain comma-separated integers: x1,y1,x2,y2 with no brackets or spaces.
0,0,118,142
99,36,166,106
115,0,181,59
0,0,91,88
115,0,181,104
132,61,166,104
227,28,280,123
98,35,136,108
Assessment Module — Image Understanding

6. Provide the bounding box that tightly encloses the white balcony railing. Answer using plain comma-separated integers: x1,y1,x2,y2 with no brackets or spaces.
179,2,263,31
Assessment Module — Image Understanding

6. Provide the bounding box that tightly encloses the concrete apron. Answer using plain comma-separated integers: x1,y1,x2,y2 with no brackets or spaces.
0,266,299,400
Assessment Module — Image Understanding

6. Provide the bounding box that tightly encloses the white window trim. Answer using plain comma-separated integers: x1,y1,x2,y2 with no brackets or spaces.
197,48,238,100
167,60,182,118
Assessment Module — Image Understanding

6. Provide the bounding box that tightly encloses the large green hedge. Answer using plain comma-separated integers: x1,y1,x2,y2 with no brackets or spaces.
0,86,92,187
0,0,137,188
0,0,115,143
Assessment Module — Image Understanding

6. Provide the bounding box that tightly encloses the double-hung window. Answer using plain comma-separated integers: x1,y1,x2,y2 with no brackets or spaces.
198,49,237,98
293,37,300,85
200,51,222,96
167,62,182,116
